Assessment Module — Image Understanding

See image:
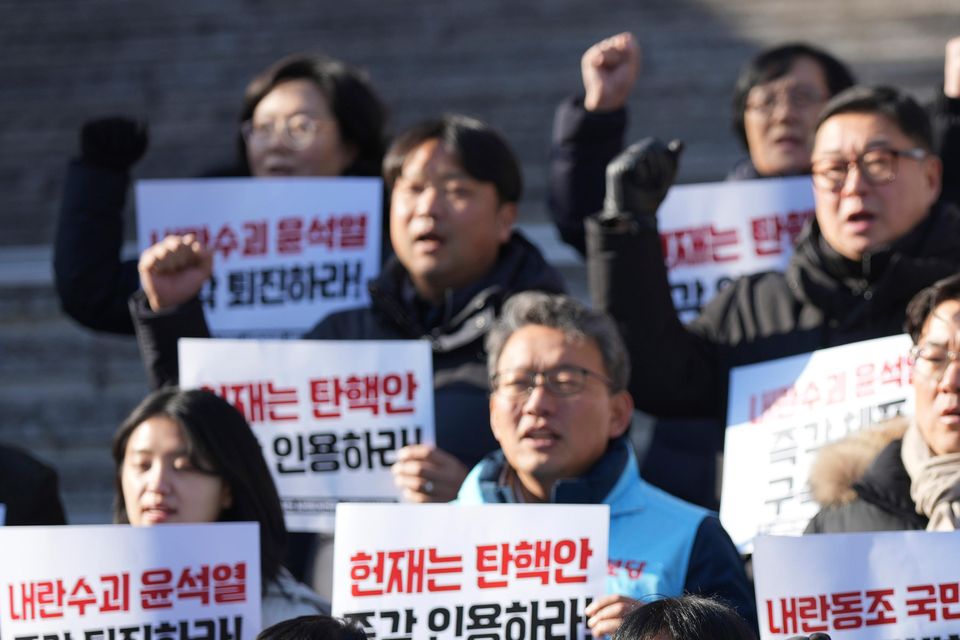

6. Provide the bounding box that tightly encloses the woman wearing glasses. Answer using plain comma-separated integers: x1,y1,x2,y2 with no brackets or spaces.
54,53,387,335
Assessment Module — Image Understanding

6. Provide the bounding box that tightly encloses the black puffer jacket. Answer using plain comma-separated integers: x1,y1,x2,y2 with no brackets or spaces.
130,231,566,469
805,423,927,533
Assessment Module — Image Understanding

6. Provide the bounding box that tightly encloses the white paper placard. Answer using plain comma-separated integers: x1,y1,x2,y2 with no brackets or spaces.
332,503,609,640
0,523,260,640
179,338,436,533
658,176,814,321
721,334,914,551
754,531,960,640
136,177,382,337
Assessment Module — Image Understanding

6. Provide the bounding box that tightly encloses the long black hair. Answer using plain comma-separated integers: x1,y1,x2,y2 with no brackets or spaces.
112,388,287,588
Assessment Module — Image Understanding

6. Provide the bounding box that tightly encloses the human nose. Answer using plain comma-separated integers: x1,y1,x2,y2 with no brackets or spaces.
521,377,555,414
839,159,869,195
938,353,960,391
413,184,444,217
144,461,172,494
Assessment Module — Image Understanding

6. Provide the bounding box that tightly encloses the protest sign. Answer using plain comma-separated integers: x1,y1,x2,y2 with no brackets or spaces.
658,176,813,321
720,334,914,551
0,523,260,640
136,177,382,337
332,503,609,640
179,338,435,533
754,531,960,640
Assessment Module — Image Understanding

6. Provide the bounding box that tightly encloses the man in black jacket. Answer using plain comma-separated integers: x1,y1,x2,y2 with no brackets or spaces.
806,273,960,533
589,85,960,508
130,115,565,503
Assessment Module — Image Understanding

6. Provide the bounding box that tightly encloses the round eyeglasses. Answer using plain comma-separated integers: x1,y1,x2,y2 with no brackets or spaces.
240,113,325,151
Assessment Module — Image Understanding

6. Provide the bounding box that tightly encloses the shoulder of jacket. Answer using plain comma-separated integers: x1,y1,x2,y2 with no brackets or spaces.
808,417,908,507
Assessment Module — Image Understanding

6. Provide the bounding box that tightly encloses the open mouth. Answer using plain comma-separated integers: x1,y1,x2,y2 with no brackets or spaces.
844,211,877,231
520,428,560,449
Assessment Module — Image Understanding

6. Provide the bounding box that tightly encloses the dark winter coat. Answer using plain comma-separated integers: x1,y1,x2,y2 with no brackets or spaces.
805,422,927,533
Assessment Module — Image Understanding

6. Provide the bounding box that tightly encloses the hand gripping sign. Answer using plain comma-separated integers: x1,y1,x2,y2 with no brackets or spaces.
332,504,609,640
720,334,914,552
136,177,382,337
178,338,436,533
0,523,260,640
753,531,960,640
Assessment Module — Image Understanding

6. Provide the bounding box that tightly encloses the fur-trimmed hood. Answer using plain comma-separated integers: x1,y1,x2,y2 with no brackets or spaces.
808,417,909,508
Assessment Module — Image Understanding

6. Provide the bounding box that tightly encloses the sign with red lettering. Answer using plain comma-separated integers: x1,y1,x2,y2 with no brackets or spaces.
754,531,960,640
0,523,260,640
721,335,914,551
332,504,608,639
136,178,382,337
179,339,435,533
657,176,813,321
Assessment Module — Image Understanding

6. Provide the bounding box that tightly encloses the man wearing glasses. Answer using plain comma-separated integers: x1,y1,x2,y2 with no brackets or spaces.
807,273,960,533
457,292,755,638
586,85,960,495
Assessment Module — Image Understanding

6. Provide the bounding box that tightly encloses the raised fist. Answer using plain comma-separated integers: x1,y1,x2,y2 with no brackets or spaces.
138,234,213,312
602,138,683,219
582,32,641,112
80,117,149,171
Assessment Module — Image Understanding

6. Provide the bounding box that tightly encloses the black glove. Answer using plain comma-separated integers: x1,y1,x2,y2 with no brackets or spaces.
601,137,683,221
80,117,149,171
786,634,831,640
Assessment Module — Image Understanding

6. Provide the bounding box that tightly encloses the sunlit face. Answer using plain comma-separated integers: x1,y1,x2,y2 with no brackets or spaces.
245,79,356,177
389,138,517,304
811,112,941,261
743,56,831,176
121,416,231,525
489,325,632,501
912,299,960,456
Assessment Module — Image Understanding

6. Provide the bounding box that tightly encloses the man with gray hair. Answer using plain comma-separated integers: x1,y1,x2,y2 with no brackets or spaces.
456,291,755,637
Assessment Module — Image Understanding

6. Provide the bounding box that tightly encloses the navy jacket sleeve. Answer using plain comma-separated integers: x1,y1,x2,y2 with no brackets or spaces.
548,95,627,256
683,516,758,634
54,159,139,335
585,216,724,419
129,291,211,389
931,91,960,207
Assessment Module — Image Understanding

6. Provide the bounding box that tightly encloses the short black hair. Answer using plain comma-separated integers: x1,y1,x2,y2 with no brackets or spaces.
732,43,855,149
816,85,934,151
905,272,960,344
256,615,367,640
112,388,287,589
241,53,388,177
382,114,522,204
614,595,757,640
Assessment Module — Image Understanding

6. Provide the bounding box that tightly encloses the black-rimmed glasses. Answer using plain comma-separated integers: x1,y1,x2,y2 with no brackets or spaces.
811,147,929,192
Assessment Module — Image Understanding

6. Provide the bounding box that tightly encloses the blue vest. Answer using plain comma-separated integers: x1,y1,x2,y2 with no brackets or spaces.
456,439,709,599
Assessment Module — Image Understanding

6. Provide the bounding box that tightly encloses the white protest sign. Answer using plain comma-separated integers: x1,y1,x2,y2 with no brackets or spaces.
0,523,260,640
658,176,814,322
721,334,914,552
332,503,609,640
754,531,960,640
136,177,382,337
179,338,435,533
